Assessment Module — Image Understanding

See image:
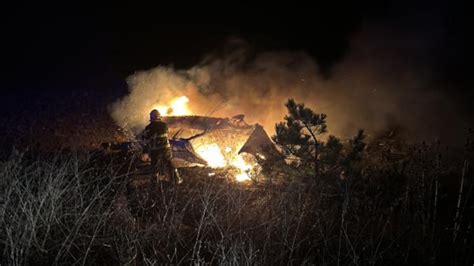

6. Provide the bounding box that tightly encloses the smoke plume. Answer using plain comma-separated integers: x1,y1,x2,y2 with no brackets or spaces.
110,26,468,144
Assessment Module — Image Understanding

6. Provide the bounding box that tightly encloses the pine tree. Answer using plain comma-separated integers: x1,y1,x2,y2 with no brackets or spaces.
272,99,327,177
273,99,366,179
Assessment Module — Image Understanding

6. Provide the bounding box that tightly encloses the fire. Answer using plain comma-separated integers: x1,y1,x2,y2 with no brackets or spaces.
151,95,260,182
231,154,252,182
153,96,191,116
194,143,253,182
194,143,226,168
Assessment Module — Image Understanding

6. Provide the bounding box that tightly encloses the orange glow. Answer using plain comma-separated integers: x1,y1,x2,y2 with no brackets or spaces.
231,154,252,182
195,143,226,168
153,96,191,116
194,143,254,182
151,95,259,182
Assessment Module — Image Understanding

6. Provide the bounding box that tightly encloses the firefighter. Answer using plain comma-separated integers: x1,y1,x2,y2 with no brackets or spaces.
141,109,181,184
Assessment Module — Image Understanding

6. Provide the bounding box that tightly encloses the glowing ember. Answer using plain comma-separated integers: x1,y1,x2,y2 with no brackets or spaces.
231,154,252,182
235,173,251,182
195,143,226,168
194,143,254,182
153,96,191,116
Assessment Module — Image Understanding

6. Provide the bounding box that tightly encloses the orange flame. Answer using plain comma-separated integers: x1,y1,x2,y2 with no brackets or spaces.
152,95,258,182
195,143,227,168
194,143,254,182
153,96,191,116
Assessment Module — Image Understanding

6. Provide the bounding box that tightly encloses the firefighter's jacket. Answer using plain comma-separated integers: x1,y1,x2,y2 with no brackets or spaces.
142,120,171,151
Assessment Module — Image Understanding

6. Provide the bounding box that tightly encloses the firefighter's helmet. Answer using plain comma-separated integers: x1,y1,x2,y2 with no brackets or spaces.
150,109,161,121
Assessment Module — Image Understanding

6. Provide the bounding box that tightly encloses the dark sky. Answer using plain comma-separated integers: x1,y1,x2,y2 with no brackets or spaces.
1,1,470,103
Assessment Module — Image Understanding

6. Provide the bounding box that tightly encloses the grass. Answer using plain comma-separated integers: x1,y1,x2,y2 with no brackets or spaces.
0,143,473,265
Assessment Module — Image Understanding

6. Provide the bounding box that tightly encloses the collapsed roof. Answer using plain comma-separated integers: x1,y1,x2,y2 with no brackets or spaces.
164,115,279,167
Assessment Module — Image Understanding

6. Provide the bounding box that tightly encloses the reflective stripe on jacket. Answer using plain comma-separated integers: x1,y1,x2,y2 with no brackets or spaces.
142,120,170,150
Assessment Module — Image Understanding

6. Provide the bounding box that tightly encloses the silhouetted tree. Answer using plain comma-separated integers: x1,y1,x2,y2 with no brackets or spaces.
273,99,366,180
272,99,327,177
343,129,366,175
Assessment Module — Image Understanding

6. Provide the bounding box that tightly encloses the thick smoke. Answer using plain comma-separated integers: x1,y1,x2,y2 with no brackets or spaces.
110,27,467,144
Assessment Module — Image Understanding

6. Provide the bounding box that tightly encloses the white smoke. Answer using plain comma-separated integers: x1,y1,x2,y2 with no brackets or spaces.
110,27,467,144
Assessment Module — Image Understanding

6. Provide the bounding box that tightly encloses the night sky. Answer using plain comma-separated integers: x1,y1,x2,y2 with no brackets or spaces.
1,1,471,119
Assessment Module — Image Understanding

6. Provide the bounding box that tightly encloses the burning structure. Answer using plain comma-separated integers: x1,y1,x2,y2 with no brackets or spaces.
122,95,279,182
165,114,278,182
105,95,280,182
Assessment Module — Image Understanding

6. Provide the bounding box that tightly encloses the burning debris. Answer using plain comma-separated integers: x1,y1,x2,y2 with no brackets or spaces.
141,94,281,182
164,114,278,182
103,90,281,183
101,113,278,182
